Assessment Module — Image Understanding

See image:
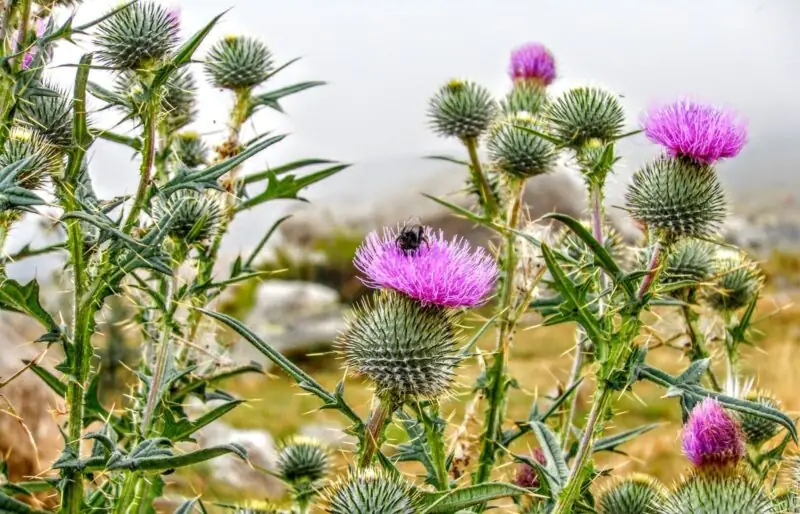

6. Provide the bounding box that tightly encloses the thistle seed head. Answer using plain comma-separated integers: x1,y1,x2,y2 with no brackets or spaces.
94,1,180,70
625,157,726,242
488,112,557,179
337,291,461,403
428,79,497,140
276,436,329,485
322,468,420,514
546,87,625,147
204,35,274,90
598,474,667,514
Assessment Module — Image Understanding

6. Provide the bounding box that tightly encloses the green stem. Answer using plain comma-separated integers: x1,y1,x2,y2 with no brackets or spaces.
416,402,449,490
122,101,157,234
358,395,394,468
464,136,498,219
474,180,524,486
681,303,720,391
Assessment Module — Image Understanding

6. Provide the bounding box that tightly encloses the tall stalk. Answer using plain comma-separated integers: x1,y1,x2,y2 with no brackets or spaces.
123,101,157,233
358,395,394,468
464,137,498,219
474,179,524,485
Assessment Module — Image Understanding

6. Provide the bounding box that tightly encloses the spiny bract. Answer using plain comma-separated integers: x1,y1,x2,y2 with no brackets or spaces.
322,468,420,514
546,87,625,146
172,132,209,168
0,128,60,189
663,468,775,514
18,82,73,148
737,392,781,446
153,191,222,245
598,474,666,514
488,112,557,179
428,79,497,140
659,239,715,296
276,436,329,485
93,1,180,70
337,290,461,402
204,35,274,90
705,252,762,311
625,157,726,242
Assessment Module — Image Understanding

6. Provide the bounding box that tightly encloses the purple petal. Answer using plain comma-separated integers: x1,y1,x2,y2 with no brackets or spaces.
682,398,745,468
508,42,556,86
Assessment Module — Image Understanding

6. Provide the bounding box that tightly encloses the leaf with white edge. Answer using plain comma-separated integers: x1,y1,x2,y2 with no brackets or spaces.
593,424,659,454
242,158,337,185
248,81,326,116
419,483,532,513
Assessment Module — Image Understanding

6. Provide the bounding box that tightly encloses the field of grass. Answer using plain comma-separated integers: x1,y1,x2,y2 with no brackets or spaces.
178,282,800,506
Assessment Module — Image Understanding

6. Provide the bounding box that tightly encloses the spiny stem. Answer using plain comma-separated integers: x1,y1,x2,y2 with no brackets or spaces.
416,402,449,490
358,395,394,468
561,328,586,452
122,101,157,233
464,136,498,219
474,180,524,486
681,303,720,391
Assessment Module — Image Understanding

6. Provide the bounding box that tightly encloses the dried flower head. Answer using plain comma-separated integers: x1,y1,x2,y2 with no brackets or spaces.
276,436,329,485
94,1,180,69
322,468,420,514
514,448,547,489
705,252,763,311
428,79,497,140
642,100,747,164
546,87,626,147
508,42,556,86
488,112,557,179
598,474,666,514
682,398,745,468
204,35,274,90
664,467,774,514
338,291,461,402
354,225,498,308
625,157,726,242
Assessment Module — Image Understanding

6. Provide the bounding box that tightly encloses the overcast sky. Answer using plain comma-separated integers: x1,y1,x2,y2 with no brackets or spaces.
6,0,799,276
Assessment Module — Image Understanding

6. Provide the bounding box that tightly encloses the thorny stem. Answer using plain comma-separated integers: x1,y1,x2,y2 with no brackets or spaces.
474,180,524,488
553,240,665,514
358,395,394,468
122,101,157,233
464,136,498,219
416,402,449,490
681,303,721,391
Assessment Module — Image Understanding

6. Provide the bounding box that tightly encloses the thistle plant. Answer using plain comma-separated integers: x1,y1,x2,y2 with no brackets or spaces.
1,6,796,514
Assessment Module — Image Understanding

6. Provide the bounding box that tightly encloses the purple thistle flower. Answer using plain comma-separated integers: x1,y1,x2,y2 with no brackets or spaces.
508,42,556,86
354,226,498,308
166,6,181,31
641,99,747,164
514,448,546,488
682,398,745,468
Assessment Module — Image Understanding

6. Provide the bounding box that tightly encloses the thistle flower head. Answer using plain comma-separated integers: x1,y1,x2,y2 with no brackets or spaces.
354,225,498,308
18,82,73,148
736,391,781,447
625,157,726,242
508,42,556,86
488,112,557,179
0,127,60,190
428,79,497,140
500,80,548,115
660,239,715,296
204,35,274,90
546,87,626,147
337,291,461,402
94,1,180,70
173,131,209,168
322,468,420,514
705,252,763,311
514,448,547,489
682,398,745,469
153,191,222,245
276,436,329,485
664,467,774,514
598,474,666,514
642,100,747,164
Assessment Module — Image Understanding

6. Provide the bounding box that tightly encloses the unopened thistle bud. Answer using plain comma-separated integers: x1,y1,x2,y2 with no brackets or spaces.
204,35,274,90
162,68,198,131
660,239,715,296
508,42,556,87
488,112,557,179
322,468,420,514
642,100,747,165
0,128,60,189
94,1,180,70
704,252,763,311
664,468,774,514
276,436,329,486
428,79,497,140
598,474,666,514
500,81,548,115
682,398,745,469
19,83,73,148
173,132,209,168
338,291,461,403
736,391,780,447
625,157,726,243
153,191,222,245
546,87,625,147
